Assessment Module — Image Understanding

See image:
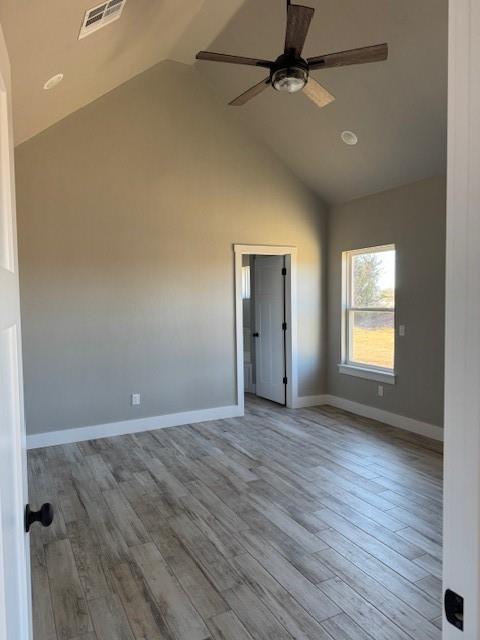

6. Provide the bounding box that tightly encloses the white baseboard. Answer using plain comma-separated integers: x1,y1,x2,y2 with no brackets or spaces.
26,404,243,450
27,394,443,449
323,395,444,442
292,394,443,441
291,394,329,409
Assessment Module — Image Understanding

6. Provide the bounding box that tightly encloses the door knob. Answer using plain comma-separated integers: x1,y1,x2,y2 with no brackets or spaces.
25,503,54,533
253,332,260,338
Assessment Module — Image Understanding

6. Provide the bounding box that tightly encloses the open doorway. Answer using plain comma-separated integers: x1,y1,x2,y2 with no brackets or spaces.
234,244,298,412
242,254,287,406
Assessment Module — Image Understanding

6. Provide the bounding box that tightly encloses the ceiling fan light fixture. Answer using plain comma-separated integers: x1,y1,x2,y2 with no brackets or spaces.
272,66,308,93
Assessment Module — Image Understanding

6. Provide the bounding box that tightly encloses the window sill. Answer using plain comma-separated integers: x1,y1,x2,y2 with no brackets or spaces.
338,364,396,385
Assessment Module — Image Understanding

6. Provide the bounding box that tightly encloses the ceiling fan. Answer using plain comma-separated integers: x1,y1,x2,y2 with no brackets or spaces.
196,1,388,108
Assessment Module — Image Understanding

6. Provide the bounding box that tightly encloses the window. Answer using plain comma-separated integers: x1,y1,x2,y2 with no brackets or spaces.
340,244,396,382
241,266,251,300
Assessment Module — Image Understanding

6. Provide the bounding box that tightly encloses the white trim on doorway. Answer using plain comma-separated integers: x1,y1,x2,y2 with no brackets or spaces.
443,1,480,637
234,244,298,411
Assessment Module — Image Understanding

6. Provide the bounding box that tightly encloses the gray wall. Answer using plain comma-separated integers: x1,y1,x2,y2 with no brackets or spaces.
327,176,446,427
15,61,328,436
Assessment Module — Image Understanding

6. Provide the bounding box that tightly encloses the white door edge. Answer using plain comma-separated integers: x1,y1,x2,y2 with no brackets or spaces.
443,1,480,637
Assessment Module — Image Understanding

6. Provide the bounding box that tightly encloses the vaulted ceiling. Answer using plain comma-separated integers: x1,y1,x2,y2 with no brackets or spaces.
0,0,447,203
0,0,245,145
193,0,448,203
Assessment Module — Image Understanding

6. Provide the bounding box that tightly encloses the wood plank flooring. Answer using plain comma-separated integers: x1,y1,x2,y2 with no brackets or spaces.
28,395,443,640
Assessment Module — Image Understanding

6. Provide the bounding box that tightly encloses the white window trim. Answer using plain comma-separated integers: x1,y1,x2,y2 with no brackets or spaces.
338,363,396,384
340,244,396,383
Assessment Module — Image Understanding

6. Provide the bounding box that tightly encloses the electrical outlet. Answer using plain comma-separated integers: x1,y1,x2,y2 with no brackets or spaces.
399,324,406,337
131,393,141,406
378,385,384,398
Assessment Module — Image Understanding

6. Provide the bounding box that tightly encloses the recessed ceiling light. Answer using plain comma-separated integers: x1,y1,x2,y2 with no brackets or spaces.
341,130,358,146
43,74,64,90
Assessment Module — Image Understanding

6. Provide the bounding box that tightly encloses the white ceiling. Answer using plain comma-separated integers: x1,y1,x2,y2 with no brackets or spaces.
1,0,447,203
0,0,245,145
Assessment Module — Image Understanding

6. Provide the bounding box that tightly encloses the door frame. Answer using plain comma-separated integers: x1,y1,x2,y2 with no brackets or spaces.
443,1,480,637
0,19,32,640
3,1,480,635
234,244,298,412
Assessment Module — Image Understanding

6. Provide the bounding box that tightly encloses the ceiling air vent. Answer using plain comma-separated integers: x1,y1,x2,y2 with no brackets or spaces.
79,0,127,39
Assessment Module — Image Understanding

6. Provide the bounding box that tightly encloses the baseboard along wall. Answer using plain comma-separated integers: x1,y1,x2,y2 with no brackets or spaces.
294,394,444,441
26,394,443,449
26,404,243,450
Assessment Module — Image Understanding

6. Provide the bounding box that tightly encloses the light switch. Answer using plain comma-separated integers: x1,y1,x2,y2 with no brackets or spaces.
399,325,406,337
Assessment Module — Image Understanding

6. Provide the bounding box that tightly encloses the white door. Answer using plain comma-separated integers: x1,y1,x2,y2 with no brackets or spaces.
443,1,480,637
0,22,32,640
254,255,286,405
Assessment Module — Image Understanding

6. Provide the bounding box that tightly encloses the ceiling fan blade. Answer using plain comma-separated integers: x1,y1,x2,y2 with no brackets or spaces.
308,43,388,70
284,4,315,56
303,78,335,108
229,77,271,106
196,51,272,68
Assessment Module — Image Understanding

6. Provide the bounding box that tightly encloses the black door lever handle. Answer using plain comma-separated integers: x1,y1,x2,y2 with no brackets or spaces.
25,503,54,533
253,332,260,338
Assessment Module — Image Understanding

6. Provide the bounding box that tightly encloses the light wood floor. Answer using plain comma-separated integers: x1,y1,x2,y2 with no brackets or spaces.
28,395,443,640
